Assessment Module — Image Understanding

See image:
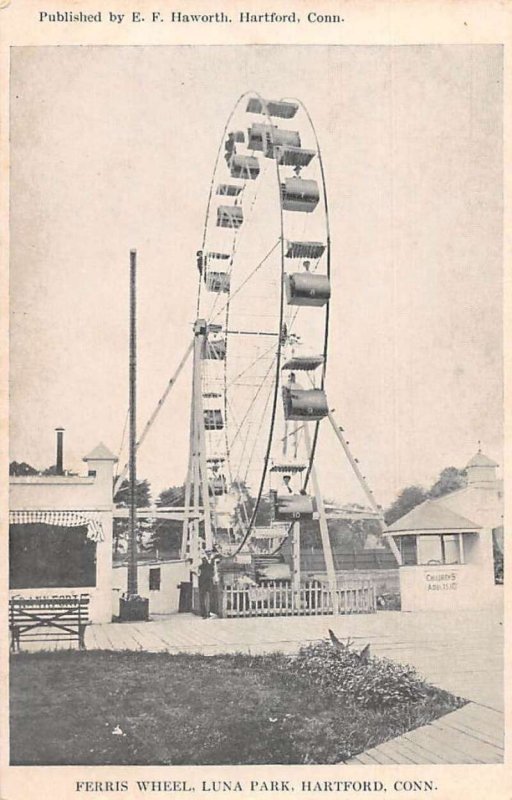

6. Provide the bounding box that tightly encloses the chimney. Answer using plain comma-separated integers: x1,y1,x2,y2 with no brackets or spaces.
55,427,65,475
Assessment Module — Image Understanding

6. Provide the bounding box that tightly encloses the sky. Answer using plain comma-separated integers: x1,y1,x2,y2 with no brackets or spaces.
9,44,503,507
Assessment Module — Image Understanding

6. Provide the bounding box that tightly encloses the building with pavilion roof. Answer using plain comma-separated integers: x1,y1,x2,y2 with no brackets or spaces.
385,449,503,611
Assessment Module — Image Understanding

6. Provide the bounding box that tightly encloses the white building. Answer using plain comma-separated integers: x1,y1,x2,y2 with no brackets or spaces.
9,443,118,623
10,440,191,622
385,450,503,611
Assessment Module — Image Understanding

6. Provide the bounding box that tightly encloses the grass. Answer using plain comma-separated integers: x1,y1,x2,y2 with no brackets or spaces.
10,648,464,765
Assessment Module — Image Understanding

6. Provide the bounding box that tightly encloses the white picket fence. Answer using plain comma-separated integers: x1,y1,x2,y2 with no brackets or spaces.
220,580,376,618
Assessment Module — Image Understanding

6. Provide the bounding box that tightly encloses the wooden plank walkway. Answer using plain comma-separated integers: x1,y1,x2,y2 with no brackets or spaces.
344,702,504,764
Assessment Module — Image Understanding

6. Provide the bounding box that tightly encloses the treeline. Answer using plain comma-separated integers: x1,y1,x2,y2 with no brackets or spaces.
10,459,469,555
384,467,467,525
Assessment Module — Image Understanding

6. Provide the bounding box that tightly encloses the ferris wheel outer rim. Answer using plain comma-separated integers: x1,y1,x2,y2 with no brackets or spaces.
198,90,284,556
282,96,332,491
197,91,284,555
197,92,331,557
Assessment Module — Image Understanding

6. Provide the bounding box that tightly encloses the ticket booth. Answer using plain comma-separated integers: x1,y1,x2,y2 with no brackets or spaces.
385,451,503,612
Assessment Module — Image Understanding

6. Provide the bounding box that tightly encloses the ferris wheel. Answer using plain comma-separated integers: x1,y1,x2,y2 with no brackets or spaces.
181,92,336,568
112,92,401,597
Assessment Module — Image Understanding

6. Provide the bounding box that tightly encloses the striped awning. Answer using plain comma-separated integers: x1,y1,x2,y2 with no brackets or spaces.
9,510,104,542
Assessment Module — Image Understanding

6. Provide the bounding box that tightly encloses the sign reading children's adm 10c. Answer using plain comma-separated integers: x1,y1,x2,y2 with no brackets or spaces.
425,572,457,591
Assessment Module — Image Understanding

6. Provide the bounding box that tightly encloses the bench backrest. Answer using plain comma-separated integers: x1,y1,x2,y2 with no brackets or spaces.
9,595,90,627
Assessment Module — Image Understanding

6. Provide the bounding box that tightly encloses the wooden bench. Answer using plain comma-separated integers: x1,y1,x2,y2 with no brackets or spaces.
9,594,90,652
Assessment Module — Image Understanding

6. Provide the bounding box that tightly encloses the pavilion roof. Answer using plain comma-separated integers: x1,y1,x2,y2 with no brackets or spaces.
386,499,481,535
466,450,499,468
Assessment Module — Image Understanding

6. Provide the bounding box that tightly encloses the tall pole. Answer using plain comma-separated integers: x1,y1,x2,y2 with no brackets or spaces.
55,427,65,475
127,249,138,598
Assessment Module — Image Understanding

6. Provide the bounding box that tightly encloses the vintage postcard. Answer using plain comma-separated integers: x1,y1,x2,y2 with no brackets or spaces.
0,1,510,799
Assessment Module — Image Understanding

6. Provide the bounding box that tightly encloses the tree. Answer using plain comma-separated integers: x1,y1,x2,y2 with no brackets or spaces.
428,467,467,499
384,465,468,526
384,485,428,526
42,465,59,476
112,478,152,556
9,461,37,476
157,485,186,506
113,478,151,508
147,519,182,558
41,464,78,476
493,529,504,584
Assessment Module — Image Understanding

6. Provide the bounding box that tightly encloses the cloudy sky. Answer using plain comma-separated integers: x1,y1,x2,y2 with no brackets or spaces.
9,44,503,506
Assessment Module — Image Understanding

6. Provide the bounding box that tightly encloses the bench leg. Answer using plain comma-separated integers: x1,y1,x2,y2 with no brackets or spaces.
78,625,86,650
11,629,21,653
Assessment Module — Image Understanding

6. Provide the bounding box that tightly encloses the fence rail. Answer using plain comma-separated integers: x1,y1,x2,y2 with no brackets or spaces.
220,580,376,618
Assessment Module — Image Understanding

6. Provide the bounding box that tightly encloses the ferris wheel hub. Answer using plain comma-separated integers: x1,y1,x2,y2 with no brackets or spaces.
194,318,207,334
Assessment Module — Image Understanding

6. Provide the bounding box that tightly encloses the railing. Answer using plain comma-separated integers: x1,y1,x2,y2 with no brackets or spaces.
220,580,376,618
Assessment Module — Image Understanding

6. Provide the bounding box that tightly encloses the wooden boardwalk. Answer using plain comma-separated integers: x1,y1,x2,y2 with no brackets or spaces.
344,702,504,764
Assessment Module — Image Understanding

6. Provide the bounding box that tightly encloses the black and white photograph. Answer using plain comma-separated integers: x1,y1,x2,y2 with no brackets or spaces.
2,8,508,794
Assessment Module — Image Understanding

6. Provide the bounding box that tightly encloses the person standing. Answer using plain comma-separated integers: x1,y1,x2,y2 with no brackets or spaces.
198,549,220,619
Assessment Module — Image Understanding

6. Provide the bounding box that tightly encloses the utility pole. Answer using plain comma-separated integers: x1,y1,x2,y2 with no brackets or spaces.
128,248,138,597
119,249,149,621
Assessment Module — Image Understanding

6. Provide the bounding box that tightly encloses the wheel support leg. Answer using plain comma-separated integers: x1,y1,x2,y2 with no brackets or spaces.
303,423,338,608
193,323,213,551
325,409,402,565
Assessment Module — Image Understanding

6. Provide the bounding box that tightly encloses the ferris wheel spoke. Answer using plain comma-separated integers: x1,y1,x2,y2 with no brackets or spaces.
227,354,277,455
227,340,277,388
215,390,255,531
221,160,273,270
210,239,281,323
204,154,274,324
225,329,279,337
241,375,276,488
223,395,253,527
231,422,253,490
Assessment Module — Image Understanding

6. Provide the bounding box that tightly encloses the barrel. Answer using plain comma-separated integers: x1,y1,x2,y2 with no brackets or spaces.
274,493,316,520
286,272,331,307
281,178,320,212
282,387,329,421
